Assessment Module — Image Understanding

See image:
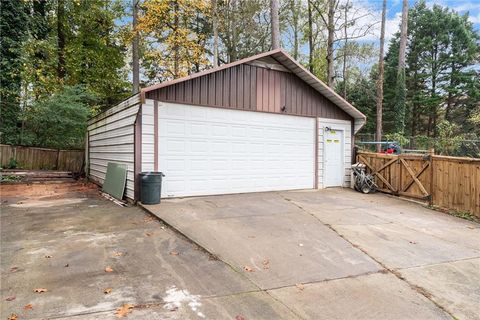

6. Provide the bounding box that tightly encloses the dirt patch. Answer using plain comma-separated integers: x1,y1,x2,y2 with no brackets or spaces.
1,180,99,203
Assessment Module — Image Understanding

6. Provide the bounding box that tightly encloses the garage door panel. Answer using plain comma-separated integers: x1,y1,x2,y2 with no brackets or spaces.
159,103,314,197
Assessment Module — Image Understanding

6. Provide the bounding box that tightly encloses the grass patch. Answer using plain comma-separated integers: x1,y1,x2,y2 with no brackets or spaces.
0,175,23,183
449,211,479,223
429,205,479,223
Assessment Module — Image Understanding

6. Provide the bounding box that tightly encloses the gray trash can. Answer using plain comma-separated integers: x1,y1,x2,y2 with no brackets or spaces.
140,172,165,204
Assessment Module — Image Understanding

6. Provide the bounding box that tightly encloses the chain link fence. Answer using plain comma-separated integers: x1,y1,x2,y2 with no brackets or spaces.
356,133,480,158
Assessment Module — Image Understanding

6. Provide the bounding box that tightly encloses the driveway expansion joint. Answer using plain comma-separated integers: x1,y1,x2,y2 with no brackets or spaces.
280,194,458,320
138,202,307,320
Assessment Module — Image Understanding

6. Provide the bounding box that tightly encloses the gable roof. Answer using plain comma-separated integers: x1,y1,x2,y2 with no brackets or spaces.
141,49,366,133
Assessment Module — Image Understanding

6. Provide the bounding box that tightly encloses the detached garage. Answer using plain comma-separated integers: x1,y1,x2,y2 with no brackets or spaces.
86,49,366,201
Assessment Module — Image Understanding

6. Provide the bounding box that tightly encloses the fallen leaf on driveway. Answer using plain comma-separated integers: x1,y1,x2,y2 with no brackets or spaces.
113,251,124,257
145,232,153,237
5,295,16,301
169,251,179,256
143,216,155,222
235,315,246,320
105,267,114,272
34,288,48,293
8,313,17,320
24,304,33,310
296,283,304,291
262,259,270,270
243,266,254,272
10,267,19,273
104,288,112,294
115,304,134,318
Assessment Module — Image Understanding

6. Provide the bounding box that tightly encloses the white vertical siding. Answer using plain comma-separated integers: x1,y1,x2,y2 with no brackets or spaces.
141,99,155,172
87,94,141,200
317,118,352,188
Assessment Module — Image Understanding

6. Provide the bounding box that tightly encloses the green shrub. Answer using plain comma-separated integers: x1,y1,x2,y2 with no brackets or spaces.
7,157,18,169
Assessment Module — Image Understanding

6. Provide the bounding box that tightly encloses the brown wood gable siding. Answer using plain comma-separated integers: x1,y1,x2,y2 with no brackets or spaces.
145,64,352,121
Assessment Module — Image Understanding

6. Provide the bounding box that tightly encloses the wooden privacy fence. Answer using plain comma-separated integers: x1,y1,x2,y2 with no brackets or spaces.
0,144,84,173
357,151,480,218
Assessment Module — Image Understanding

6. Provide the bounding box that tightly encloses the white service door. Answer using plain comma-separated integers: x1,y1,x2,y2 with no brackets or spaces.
158,103,315,197
324,129,344,187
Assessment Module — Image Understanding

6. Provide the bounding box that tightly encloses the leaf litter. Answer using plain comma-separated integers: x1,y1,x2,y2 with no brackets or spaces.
115,304,134,318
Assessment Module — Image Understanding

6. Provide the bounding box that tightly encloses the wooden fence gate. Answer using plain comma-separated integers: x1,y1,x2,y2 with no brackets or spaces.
357,151,480,218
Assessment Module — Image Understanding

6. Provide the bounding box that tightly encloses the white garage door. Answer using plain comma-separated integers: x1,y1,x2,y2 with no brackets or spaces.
158,103,315,197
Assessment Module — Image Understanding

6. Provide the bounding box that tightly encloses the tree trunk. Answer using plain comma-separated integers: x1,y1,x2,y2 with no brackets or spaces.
173,1,179,78
132,0,140,93
291,0,299,60
212,0,219,67
307,0,313,73
395,0,408,133
57,0,66,80
342,1,348,98
398,0,408,71
376,0,387,152
271,0,280,49
326,0,335,87
230,0,238,62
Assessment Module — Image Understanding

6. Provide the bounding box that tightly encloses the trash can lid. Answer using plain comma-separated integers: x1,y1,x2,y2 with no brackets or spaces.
140,172,165,176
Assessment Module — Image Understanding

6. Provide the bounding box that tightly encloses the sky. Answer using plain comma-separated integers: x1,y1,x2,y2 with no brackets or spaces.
373,0,480,42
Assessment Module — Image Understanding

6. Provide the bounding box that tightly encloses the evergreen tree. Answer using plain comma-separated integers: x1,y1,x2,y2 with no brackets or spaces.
384,1,479,140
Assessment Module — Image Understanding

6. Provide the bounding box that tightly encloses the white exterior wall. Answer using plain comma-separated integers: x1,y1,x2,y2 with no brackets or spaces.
141,99,155,172
87,94,141,200
317,117,352,188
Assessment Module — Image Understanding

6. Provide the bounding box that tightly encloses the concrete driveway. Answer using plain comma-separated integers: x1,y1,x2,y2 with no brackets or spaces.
1,183,295,319
144,188,480,320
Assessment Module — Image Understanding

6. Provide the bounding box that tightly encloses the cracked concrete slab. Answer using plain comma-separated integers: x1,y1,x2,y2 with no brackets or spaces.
1,184,263,320
52,291,299,320
156,211,382,289
150,191,302,224
399,258,480,320
332,223,480,269
268,272,451,320
4,183,479,319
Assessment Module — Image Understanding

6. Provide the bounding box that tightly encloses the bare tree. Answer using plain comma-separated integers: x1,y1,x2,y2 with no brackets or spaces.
212,0,219,67
310,0,376,88
271,0,280,49
132,0,140,93
342,0,349,98
398,0,408,72
307,0,314,72
376,0,387,152
394,0,408,133
57,0,66,80
288,0,301,60
326,0,335,87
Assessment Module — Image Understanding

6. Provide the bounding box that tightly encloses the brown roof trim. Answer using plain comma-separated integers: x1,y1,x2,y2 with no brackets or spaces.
141,49,283,94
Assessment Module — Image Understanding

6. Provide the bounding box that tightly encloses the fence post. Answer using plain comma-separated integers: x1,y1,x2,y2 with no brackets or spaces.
56,149,60,170
428,148,435,206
